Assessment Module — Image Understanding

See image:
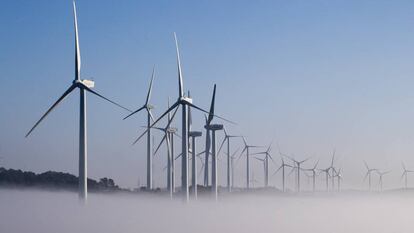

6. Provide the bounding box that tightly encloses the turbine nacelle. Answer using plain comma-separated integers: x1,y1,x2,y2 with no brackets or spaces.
180,96,193,104
189,131,202,137
205,124,223,131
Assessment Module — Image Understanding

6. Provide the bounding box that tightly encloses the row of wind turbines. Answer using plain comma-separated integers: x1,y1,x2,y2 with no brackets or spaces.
25,2,414,204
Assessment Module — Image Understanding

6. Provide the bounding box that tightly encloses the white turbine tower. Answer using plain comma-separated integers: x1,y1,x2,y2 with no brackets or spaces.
123,67,156,190
25,1,131,203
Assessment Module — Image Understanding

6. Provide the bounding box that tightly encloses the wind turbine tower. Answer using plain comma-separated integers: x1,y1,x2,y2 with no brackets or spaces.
26,1,130,203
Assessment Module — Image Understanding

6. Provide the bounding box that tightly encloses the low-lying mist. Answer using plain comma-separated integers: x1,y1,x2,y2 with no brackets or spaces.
1,188,413,233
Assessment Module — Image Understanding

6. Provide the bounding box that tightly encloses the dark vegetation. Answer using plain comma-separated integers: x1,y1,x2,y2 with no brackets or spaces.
0,167,123,192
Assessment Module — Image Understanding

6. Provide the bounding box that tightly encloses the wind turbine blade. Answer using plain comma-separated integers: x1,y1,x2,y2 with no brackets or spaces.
217,138,226,155
174,32,184,98
186,102,210,115
313,160,320,169
133,104,179,145
402,162,406,171
268,153,277,166
364,160,369,170
330,149,335,167
288,166,296,177
73,1,81,81
363,171,369,182
154,134,167,155
196,150,206,157
251,152,266,155
272,165,282,176
83,85,131,112
148,109,155,122
150,101,180,129
401,171,406,180
299,157,311,164
207,84,216,124
123,105,145,120
231,148,240,158
145,66,155,104
254,157,264,161
26,84,76,137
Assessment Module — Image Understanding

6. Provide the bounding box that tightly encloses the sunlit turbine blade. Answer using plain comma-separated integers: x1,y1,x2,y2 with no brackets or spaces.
73,1,81,81
173,32,184,98
148,109,155,122
82,85,132,112
26,84,77,137
145,66,155,105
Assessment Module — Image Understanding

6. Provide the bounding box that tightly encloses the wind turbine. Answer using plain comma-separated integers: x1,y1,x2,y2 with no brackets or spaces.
285,155,310,192
217,128,242,192
123,67,156,190
363,161,377,191
333,168,343,192
303,160,319,192
318,167,330,192
251,143,275,188
377,170,391,192
150,101,179,197
25,1,131,203
229,148,240,189
240,137,262,190
327,150,336,190
133,34,229,202
401,162,414,190
273,156,292,192
203,85,217,187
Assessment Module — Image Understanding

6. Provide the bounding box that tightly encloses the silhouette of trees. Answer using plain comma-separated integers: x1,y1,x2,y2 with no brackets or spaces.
0,167,122,192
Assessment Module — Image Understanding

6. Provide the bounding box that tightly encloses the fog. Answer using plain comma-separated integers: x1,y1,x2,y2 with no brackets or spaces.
1,189,414,233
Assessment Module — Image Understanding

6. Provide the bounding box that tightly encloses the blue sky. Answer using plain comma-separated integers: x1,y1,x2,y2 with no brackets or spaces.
2,0,414,189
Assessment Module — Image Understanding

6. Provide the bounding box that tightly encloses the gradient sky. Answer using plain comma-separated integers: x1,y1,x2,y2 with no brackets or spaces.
2,0,414,190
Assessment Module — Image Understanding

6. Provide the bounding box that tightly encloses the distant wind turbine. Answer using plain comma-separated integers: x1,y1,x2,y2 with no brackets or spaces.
217,128,242,192
25,1,131,203
303,160,319,192
123,67,156,190
252,143,275,188
240,137,262,189
150,101,179,198
286,155,310,192
401,162,414,190
363,161,377,191
273,149,292,192
377,170,391,192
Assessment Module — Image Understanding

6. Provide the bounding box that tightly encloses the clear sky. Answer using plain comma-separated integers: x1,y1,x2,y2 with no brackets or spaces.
2,0,414,190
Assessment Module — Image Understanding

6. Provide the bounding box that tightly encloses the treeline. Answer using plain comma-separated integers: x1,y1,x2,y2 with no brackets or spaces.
0,167,124,192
